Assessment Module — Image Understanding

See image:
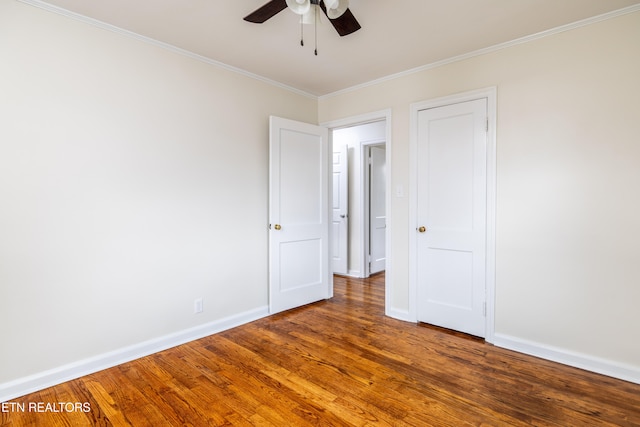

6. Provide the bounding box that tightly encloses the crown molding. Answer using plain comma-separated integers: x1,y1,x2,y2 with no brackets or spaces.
17,0,318,100
319,3,640,100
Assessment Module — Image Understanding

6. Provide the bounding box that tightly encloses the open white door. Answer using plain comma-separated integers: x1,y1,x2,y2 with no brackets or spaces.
269,116,331,314
369,145,386,274
332,143,348,275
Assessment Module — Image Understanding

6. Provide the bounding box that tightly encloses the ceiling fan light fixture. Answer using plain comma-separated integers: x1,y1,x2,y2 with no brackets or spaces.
286,0,311,15
243,0,361,39
325,0,349,19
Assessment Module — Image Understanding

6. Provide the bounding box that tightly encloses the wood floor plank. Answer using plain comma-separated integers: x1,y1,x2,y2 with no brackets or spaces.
195,341,322,426
3,273,640,426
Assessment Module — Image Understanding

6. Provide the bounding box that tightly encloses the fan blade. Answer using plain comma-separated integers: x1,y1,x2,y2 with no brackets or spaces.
244,0,288,23
319,2,361,36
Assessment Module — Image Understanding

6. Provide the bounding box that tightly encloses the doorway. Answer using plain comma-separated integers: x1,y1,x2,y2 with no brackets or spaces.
321,110,393,312
331,121,386,279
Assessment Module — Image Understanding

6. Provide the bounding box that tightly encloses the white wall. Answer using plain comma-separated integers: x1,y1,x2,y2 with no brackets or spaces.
332,121,385,276
319,10,640,379
0,0,316,390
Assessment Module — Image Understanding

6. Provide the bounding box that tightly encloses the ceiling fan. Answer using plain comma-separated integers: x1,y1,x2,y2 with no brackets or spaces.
244,0,361,37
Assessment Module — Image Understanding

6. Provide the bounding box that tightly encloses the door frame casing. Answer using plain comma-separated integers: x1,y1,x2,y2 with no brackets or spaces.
408,88,497,343
321,109,393,315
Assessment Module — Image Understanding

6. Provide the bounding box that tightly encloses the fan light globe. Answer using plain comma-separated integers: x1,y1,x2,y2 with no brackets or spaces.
286,0,311,15
323,0,338,9
326,0,349,19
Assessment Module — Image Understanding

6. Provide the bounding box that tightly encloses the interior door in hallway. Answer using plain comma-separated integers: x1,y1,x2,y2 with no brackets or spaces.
332,143,348,275
415,98,487,337
369,145,386,274
269,116,330,314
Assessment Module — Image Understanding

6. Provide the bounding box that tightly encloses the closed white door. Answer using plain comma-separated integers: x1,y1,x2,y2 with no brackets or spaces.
332,143,348,275
269,116,330,314
369,145,386,274
416,99,487,337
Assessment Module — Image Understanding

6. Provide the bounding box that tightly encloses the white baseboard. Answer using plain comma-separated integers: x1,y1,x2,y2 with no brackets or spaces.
493,333,640,385
0,306,269,402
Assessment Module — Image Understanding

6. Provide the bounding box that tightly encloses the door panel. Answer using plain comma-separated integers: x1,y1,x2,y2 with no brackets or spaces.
427,114,474,231
332,144,348,275
280,129,323,224
416,99,487,337
425,248,473,309
269,116,330,314
279,239,322,291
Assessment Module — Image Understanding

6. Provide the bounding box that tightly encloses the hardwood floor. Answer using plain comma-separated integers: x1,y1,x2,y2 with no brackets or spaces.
3,273,640,426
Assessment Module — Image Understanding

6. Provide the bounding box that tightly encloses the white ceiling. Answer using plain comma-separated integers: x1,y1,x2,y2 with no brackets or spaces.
30,0,640,96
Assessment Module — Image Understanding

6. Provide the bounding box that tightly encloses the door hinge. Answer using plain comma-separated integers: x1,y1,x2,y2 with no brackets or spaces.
485,117,489,132
483,301,487,317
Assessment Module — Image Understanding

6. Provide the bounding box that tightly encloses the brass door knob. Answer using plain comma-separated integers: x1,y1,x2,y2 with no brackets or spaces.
418,226,427,233
274,224,282,230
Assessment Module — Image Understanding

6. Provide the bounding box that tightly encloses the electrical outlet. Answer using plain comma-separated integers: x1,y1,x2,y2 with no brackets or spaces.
194,298,203,314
